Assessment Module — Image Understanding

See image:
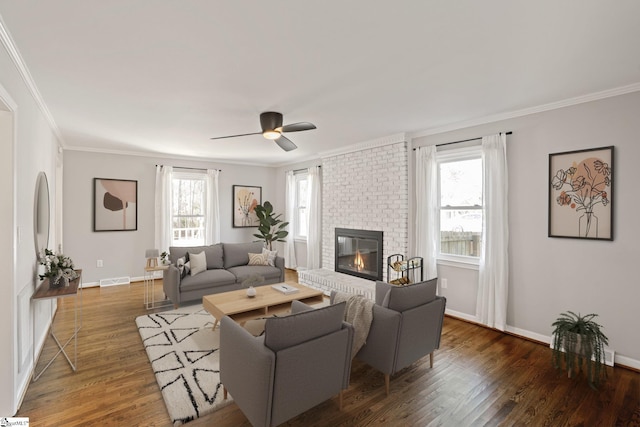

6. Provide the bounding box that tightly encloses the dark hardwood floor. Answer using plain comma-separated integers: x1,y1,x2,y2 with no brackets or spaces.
17,271,639,426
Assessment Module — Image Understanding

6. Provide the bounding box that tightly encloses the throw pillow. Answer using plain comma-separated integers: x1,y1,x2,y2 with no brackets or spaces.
248,252,267,266
189,251,207,276
261,248,277,267
176,256,187,279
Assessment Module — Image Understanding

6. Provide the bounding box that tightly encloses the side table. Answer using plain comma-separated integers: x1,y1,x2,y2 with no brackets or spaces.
144,265,171,309
32,269,82,381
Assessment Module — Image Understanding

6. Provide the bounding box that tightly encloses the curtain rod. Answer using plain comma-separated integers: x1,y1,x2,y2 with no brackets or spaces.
413,131,512,151
155,165,222,172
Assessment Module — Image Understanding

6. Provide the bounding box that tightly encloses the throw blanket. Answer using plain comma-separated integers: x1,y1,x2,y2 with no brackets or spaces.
333,291,374,357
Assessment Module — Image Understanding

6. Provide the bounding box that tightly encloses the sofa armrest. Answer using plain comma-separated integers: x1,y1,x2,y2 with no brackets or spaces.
220,316,276,427
355,304,401,374
291,299,314,314
395,296,446,370
162,265,180,307
275,256,285,281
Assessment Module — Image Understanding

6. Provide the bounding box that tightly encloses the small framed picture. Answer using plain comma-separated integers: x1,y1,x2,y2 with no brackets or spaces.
232,185,261,228
548,146,613,240
94,178,138,231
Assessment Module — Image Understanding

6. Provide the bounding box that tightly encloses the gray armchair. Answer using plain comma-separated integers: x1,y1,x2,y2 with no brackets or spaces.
220,300,353,427
333,279,446,395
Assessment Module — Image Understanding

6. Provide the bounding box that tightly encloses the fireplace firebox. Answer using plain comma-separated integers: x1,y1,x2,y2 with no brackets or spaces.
335,228,383,281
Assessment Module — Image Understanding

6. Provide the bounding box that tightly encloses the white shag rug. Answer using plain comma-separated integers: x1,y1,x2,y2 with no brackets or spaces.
136,304,233,426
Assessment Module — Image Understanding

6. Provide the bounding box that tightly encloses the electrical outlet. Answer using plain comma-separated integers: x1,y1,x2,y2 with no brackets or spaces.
441,278,448,289
97,259,103,268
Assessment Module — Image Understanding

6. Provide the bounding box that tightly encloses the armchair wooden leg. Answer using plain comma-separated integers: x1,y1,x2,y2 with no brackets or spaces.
338,390,343,410
430,351,434,368
384,374,390,396
223,386,228,400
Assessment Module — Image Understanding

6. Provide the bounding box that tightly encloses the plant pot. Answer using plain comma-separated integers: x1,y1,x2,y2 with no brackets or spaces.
246,286,257,298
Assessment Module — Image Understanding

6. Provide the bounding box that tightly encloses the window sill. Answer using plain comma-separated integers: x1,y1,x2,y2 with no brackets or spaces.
436,256,479,271
294,238,308,244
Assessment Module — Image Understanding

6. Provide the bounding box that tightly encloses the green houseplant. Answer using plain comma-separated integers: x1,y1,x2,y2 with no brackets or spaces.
551,311,608,388
252,201,289,250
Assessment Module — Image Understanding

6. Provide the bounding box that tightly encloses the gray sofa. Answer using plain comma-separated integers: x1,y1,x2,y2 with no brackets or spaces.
220,300,353,427
162,242,285,307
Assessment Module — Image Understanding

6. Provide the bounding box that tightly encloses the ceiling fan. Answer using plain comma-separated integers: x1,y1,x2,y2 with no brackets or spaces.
210,111,316,152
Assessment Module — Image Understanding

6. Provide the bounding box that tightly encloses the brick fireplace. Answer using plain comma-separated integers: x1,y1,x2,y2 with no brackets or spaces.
321,137,409,282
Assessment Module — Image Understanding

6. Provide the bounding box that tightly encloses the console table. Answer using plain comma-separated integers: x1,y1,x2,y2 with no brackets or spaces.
32,269,82,381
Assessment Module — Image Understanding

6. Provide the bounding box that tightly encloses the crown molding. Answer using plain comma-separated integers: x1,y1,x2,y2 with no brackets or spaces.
408,82,640,140
63,145,277,168
0,15,65,145
320,132,407,159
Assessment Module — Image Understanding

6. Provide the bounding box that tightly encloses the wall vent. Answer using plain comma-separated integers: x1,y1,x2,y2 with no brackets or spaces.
100,276,131,287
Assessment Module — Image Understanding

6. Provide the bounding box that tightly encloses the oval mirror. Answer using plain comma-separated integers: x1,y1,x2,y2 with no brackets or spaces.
34,171,50,258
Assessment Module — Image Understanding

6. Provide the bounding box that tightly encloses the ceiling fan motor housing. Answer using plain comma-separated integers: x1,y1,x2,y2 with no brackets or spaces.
260,111,283,131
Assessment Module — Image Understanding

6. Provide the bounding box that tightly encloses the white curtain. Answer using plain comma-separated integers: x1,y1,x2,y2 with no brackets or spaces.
414,145,438,280
205,169,220,245
154,165,173,253
283,171,297,269
476,133,509,331
306,166,322,270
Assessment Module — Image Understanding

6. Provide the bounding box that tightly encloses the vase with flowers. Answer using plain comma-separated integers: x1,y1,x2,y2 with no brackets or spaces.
39,249,79,288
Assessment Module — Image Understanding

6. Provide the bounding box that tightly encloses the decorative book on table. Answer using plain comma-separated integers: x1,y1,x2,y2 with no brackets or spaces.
271,284,299,294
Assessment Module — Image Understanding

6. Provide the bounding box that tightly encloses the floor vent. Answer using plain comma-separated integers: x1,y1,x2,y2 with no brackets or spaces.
100,276,131,287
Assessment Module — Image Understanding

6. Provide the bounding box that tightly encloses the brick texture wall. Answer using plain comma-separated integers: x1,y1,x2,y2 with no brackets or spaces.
322,141,408,281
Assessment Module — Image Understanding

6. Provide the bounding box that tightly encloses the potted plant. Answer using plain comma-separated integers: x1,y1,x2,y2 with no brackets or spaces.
252,201,289,250
551,311,608,388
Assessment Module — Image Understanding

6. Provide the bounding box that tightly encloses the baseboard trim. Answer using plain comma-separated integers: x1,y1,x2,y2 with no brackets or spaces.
445,310,639,371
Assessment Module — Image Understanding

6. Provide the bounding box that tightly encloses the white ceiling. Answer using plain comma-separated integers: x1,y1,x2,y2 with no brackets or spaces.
1,1,639,166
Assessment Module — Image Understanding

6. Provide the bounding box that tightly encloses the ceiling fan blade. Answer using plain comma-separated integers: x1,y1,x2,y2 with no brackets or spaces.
210,131,262,140
280,122,316,133
275,135,297,152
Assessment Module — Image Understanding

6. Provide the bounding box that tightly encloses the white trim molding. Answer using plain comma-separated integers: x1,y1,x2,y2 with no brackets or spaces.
446,311,638,370
409,82,640,140
320,132,407,159
0,15,65,145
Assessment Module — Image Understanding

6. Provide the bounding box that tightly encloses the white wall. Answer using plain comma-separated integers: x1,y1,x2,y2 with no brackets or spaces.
0,43,60,413
63,151,277,285
412,91,640,366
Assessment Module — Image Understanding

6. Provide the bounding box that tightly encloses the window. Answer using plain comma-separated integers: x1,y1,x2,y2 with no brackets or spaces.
438,147,483,260
295,173,308,239
171,172,206,246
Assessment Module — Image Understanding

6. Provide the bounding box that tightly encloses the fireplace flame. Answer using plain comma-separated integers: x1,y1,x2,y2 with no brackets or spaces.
354,250,364,271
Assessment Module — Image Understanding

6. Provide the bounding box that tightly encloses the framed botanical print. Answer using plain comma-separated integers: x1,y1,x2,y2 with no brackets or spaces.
232,185,261,228
548,146,613,240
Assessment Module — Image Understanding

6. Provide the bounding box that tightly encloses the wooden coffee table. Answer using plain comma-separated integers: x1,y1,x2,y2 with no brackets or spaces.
203,283,324,330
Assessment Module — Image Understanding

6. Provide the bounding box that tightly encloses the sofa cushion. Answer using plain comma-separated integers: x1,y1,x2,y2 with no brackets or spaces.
376,279,437,312
264,302,346,352
248,252,267,266
223,242,265,268
227,265,281,283
169,244,224,269
180,269,237,292
189,251,207,276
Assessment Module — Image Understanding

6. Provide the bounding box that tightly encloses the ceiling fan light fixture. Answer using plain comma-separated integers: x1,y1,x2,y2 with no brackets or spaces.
263,130,281,140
